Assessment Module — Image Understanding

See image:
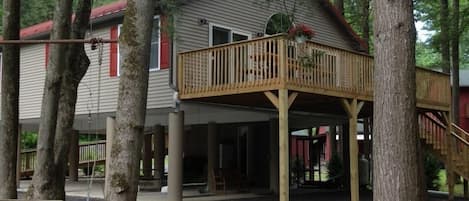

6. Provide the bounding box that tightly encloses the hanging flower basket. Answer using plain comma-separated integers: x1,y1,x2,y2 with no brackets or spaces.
287,23,315,43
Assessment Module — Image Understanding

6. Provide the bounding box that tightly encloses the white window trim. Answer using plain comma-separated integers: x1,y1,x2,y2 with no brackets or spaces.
208,23,252,47
117,15,161,76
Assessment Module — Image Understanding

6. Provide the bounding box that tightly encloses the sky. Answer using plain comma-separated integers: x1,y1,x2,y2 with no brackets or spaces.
415,21,435,42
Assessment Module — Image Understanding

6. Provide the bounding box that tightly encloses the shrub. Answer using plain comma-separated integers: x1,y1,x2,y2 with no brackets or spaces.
327,152,343,185
424,152,442,190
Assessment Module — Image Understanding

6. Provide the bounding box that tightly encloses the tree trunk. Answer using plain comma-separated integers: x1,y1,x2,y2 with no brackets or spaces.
104,0,156,200
29,0,73,199
440,0,450,73
0,0,20,199
451,0,460,125
52,0,92,199
373,0,421,201
335,0,344,15
360,0,370,53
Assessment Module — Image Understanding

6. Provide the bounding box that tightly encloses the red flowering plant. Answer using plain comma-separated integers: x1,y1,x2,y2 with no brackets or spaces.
287,23,315,41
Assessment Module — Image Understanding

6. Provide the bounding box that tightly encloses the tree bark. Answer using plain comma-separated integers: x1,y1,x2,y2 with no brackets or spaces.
451,0,460,125
104,0,156,200
0,0,20,199
52,0,92,199
360,0,370,53
29,0,73,199
440,0,450,73
373,0,421,201
335,0,344,15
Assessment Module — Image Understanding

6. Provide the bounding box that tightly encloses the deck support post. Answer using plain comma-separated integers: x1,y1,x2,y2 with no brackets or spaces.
207,122,217,193
153,124,165,190
168,111,184,201
278,89,289,201
68,130,79,182
105,117,116,191
341,99,364,201
329,124,337,156
143,133,153,179
16,124,22,187
269,118,279,195
443,112,455,201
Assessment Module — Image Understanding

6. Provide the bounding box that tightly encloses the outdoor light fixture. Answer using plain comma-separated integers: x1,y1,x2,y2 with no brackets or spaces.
198,18,208,25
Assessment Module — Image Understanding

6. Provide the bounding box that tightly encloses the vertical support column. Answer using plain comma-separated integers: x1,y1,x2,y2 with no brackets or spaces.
16,125,22,188
278,89,289,201
68,130,79,182
342,99,363,201
363,118,371,159
269,118,279,194
153,125,165,190
329,124,337,156
143,133,153,179
168,112,184,201
105,117,116,191
207,122,217,193
444,112,455,201
337,125,344,160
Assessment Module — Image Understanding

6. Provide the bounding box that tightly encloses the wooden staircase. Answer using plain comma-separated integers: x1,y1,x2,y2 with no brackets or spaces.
418,113,469,181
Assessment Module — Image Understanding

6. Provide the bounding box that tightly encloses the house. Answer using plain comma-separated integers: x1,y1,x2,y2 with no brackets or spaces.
3,0,467,201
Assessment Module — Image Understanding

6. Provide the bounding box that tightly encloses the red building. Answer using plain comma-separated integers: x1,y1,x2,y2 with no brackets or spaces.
459,70,469,129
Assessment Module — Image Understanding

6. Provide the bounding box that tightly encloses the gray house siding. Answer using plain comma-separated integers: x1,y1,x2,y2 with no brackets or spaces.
176,0,355,52
15,0,357,121
18,27,174,120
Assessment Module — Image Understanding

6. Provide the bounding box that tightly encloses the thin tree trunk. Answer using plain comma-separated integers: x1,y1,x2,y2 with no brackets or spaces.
360,0,370,53
52,0,92,199
29,0,73,199
335,0,344,15
451,0,460,125
0,0,20,198
440,0,450,73
373,0,421,201
104,0,156,200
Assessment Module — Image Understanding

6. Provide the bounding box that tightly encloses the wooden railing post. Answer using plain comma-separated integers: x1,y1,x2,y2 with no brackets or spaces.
444,113,455,201
278,38,287,87
68,130,79,182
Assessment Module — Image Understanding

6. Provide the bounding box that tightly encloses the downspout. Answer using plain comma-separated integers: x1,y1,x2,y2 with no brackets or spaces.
168,15,180,112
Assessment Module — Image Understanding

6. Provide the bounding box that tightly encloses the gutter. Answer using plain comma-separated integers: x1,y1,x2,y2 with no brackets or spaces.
168,15,180,111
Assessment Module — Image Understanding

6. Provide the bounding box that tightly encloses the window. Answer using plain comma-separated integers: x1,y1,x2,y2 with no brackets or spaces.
265,13,292,35
116,16,160,76
209,24,251,46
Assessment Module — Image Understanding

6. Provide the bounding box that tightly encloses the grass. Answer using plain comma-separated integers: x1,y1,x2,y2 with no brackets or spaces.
437,170,465,197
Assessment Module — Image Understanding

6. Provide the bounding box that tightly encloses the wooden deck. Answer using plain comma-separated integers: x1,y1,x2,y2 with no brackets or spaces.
177,35,450,112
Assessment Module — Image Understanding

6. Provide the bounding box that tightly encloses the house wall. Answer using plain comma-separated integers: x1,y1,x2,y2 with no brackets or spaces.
176,0,356,52
16,0,358,121
18,26,174,120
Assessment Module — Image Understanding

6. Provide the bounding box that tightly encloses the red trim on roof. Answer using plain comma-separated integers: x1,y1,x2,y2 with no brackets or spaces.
20,1,127,39
321,0,369,52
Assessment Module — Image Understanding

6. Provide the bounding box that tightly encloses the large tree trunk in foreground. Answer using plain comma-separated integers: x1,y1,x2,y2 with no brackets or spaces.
52,0,92,199
440,0,450,73
104,0,156,200
0,0,20,198
29,0,73,199
373,0,421,201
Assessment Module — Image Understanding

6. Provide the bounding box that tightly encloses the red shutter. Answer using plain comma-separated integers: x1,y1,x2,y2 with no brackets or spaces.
160,16,171,69
109,26,118,77
45,44,49,68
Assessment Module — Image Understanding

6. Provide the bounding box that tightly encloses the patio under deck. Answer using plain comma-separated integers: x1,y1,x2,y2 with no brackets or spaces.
176,35,452,201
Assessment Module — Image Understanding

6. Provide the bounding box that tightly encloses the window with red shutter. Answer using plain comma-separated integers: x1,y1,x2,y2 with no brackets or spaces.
111,15,167,76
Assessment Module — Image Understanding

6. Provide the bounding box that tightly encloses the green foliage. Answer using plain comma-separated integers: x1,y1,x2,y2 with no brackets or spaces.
327,152,343,183
266,13,292,35
424,152,442,190
21,132,38,150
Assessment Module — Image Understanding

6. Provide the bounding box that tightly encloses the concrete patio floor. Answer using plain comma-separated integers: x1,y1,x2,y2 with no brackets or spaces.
17,178,469,201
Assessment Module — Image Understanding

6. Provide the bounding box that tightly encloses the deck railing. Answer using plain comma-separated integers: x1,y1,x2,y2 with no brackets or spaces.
178,35,451,111
20,140,106,176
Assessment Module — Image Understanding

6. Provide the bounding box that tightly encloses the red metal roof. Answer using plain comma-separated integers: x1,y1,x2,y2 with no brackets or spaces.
20,1,127,39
